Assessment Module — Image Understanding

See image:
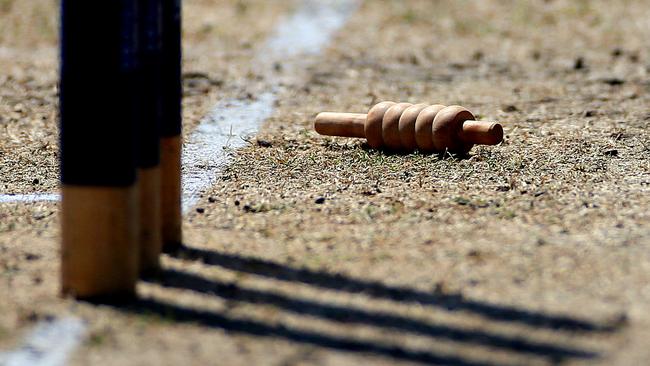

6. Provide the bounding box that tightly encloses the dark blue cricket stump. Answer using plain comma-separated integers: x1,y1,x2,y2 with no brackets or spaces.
137,0,164,275
160,0,183,252
60,0,140,298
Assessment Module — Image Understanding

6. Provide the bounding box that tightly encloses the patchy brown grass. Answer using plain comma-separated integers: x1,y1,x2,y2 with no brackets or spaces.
1,0,650,365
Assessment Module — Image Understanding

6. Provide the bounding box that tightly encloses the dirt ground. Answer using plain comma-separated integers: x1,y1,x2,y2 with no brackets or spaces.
1,0,650,365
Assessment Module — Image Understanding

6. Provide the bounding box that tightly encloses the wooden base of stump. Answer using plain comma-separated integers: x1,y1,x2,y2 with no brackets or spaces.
61,185,138,299
138,166,162,276
161,135,182,252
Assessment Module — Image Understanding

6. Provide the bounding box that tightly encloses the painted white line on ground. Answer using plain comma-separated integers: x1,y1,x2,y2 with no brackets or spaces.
181,0,359,212
182,93,276,212
0,317,86,366
0,194,60,203
265,0,359,59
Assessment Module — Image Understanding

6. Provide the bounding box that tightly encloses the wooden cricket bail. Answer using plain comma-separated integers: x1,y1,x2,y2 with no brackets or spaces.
314,101,504,153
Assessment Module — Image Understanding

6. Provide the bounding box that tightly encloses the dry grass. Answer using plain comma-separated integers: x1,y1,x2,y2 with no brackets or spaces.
185,1,650,362
210,0,649,252
0,0,297,196
0,0,58,196
1,0,650,365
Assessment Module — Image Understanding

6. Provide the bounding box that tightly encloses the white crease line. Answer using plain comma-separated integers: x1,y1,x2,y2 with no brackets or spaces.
181,93,276,212
264,0,360,59
0,317,86,366
0,194,60,203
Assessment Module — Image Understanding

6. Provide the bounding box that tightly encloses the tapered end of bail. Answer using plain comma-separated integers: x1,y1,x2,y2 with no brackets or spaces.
460,120,503,146
314,112,367,138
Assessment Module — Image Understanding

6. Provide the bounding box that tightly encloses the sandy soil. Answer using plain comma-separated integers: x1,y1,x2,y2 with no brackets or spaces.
1,0,650,365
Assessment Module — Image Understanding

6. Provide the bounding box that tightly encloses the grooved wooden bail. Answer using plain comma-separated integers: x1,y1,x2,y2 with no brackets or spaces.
314,101,504,154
